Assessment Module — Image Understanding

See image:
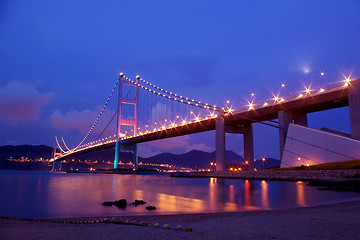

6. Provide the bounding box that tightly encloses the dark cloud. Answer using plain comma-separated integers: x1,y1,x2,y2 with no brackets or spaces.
48,109,97,133
0,80,54,124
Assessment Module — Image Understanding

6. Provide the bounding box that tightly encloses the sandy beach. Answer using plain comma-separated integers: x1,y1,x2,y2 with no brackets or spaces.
1,200,360,240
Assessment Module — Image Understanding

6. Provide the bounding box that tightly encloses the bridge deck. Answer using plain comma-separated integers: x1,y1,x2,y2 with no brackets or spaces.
57,80,354,160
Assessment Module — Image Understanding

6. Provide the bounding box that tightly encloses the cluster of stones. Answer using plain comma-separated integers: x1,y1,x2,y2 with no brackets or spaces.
0,216,193,231
102,199,157,210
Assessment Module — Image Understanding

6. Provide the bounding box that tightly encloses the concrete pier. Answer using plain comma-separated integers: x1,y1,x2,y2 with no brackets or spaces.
244,123,254,170
349,79,360,140
216,114,226,171
278,110,293,162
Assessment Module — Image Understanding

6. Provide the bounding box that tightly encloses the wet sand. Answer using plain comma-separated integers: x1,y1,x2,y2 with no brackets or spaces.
1,200,360,240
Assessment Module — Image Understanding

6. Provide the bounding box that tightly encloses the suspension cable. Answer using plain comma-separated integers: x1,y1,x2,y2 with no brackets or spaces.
55,137,65,153
73,75,122,150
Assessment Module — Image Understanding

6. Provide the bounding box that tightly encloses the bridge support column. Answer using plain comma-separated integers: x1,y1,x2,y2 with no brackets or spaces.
216,114,226,171
349,79,360,140
278,110,293,162
244,123,254,171
52,161,55,171
114,141,120,169
133,144,138,170
114,143,138,170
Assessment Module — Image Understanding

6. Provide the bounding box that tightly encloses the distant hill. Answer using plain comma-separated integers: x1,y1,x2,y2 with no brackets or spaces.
254,158,280,170
0,145,279,171
0,145,53,160
142,150,244,169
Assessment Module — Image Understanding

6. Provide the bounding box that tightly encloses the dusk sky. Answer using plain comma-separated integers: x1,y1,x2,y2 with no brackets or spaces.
1,0,360,159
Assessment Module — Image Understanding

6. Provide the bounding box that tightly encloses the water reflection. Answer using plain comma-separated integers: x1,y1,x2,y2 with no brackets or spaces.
296,181,306,206
157,193,205,213
261,180,270,209
0,171,359,218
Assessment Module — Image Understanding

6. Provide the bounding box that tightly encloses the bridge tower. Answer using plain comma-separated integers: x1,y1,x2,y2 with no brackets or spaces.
114,74,139,169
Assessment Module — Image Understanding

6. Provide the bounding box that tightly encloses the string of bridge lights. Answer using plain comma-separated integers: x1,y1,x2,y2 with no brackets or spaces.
242,74,352,112
125,74,223,112
57,72,354,156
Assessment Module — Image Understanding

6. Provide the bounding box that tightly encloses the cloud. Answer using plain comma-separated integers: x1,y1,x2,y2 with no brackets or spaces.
48,109,97,133
0,80,54,124
185,143,213,152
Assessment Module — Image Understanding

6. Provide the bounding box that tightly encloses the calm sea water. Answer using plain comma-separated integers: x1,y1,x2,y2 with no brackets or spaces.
0,170,359,218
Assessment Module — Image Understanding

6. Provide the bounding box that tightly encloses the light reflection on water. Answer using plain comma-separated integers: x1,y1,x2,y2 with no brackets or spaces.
0,170,359,218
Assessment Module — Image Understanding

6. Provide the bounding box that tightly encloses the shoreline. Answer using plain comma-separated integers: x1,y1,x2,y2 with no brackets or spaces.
2,200,360,239
171,169,360,181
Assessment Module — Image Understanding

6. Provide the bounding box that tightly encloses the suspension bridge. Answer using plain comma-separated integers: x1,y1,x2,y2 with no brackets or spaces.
52,73,360,171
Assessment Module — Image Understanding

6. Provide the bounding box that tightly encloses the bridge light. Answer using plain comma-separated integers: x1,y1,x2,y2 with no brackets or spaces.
319,88,325,92
320,72,325,76
281,83,285,88
263,102,268,106
344,77,351,86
